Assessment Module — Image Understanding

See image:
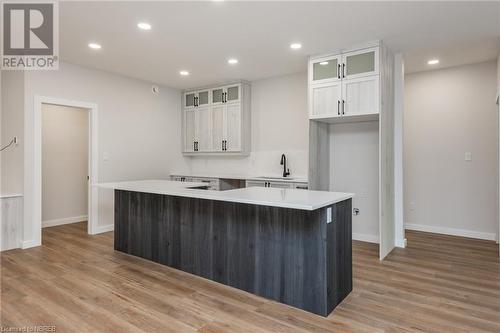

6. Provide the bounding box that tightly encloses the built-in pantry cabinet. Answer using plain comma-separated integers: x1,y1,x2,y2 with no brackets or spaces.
182,81,250,155
308,41,395,260
309,46,380,121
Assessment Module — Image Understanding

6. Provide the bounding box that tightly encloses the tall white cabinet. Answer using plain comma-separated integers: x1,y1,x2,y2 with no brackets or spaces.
309,46,380,121
182,81,251,155
308,41,396,260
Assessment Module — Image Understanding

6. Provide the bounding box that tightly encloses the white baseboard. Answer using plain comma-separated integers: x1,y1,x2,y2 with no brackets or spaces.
42,215,87,228
405,223,496,241
352,233,379,244
91,224,114,235
395,238,407,248
21,239,41,249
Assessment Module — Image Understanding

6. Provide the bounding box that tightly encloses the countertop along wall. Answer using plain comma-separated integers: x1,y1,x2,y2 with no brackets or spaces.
404,60,498,240
185,72,309,178
20,62,189,244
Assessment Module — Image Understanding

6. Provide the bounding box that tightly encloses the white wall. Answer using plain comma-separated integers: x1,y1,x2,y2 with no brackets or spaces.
21,62,188,245
41,104,88,224
1,71,24,195
185,72,309,177
329,121,380,242
404,61,498,240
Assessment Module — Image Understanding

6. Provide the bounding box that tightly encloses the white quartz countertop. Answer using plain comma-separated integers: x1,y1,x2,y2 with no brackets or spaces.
96,180,353,211
170,172,308,183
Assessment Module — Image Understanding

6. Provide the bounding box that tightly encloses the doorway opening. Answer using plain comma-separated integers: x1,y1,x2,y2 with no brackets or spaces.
30,96,98,247
402,60,499,251
41,104,89,235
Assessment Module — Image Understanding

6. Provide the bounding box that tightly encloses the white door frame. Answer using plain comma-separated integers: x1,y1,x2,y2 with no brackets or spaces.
30,96,99,247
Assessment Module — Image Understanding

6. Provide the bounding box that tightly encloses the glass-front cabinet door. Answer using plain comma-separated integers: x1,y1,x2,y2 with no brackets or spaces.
226,85,240,103
197,90,209,107
309,55,341,84
342,47,379,79
185,92,196,109
212,88,224,105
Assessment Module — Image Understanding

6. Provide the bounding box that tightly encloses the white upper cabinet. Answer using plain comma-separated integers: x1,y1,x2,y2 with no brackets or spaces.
182,81,250,155
342,76,379,116
196,107,212,151
184,109,196,152
211,105,225,152
225,104,241,151
310,82,342,118
308,43,381,121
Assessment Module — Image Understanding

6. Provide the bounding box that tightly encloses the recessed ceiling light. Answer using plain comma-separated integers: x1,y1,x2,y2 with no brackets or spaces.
427,59,439,65
137,22,152,30
228,58,238,64
179,70,189,76
319,61,329,65
88,43,101,50
290,43,302,50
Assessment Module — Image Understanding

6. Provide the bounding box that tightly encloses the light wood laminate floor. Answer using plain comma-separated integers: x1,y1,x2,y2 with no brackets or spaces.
1,222,499,332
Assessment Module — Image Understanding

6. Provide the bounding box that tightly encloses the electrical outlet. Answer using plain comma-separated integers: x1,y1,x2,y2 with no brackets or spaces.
13,136,18,144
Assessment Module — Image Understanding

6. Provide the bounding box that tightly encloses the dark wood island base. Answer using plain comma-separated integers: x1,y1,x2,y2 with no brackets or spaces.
114,190,352,316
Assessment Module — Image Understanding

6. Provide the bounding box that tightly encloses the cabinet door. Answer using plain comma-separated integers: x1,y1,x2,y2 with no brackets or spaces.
246,180,266,187
342,76,379,116
310,82,342,118
184,110,196,151
268,182,293,189
342,47,379,79
212,88,224,105
197,90,209,107
309,55,341,84
226,85,240,103
185,92,196,109
196,107,211,151
211,105,225,152
225,104,241,151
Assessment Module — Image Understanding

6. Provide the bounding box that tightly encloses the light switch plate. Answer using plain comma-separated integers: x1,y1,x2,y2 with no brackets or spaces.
326,207,332,223
464,152,472,161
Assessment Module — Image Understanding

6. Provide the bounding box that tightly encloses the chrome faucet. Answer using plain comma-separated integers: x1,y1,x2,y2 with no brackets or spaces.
280,154,290,178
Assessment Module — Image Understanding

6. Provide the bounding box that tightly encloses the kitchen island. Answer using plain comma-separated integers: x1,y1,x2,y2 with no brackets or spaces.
98,180,354,316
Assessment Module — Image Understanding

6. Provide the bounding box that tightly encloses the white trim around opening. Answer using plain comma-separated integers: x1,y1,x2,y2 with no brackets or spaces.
25,96,99,249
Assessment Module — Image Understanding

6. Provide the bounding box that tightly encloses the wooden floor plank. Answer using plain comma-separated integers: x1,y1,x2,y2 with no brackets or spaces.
1,222,499,332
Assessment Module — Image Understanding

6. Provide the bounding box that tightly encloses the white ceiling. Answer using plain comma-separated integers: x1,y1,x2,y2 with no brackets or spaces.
59,1,500,89
404,37,500,74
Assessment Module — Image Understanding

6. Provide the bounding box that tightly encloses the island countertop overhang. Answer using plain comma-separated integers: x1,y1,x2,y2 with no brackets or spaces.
96,179,354,211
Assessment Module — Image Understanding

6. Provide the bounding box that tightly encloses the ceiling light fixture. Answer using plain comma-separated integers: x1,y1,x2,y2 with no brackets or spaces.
179,70,189,76
228,58,238,64
137,22,152,30
319,61,329,65
88,43,102,50
427,59,439,65
290,43,302,50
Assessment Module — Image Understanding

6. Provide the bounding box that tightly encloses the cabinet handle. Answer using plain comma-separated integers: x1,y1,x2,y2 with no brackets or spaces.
224,140,227,151
337,64,340,79
222,140,224,151
224,92,227,103
193,142,196,151
342,100,345,115
337,100,340,115
342,63,345,78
